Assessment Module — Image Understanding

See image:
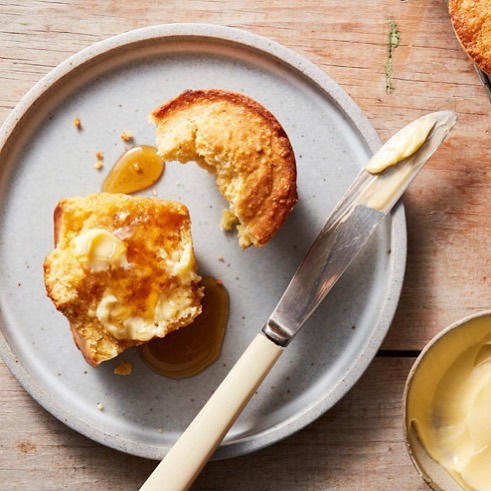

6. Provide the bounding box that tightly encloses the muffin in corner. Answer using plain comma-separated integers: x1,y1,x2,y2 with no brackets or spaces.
449,0,491,76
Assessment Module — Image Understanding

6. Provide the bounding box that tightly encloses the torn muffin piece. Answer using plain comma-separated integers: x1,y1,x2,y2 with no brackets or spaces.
43,193,203,367
150,89,298,248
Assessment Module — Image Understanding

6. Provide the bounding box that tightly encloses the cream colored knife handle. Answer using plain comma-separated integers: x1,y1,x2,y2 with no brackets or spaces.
139,333,283,491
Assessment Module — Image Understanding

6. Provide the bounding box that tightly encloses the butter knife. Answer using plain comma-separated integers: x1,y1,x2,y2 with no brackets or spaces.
140,110,457,491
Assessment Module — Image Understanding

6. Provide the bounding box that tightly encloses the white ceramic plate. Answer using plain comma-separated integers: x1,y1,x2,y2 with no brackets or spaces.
0,24,406,460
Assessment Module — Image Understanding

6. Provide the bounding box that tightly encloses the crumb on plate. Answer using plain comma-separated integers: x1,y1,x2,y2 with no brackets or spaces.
96,151,104,160
113,361,133,376
73,117,82,129
96,402,104,411
120,130,133,142
94,161,103,171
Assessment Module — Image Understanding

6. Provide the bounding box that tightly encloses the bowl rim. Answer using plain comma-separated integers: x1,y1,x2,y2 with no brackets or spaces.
403,309,491,489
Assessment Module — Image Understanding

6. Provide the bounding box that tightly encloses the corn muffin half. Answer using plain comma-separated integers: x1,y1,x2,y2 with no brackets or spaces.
44,193,203,366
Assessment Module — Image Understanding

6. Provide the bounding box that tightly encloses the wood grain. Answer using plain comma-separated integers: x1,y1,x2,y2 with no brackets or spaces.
1,0,490,489
0,358,426,491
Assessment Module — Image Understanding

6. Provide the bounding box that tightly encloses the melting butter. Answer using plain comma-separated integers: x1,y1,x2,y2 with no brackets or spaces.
72,228,128,272
92,240,201,342
95,288,199,342
408,316,491,491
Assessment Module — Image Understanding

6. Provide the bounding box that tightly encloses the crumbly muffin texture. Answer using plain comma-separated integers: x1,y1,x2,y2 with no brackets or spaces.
449,0,491,76
44,193,203,366
151,89,298,248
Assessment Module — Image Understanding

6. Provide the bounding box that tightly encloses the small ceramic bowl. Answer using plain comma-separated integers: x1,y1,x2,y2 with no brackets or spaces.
404,310,491,491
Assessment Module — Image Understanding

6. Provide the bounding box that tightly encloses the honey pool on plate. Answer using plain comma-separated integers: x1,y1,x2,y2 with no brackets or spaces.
102,145,164,194
139,276,229,379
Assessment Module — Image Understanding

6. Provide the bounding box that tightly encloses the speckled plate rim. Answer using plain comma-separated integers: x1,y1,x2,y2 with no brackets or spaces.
0,23,406,460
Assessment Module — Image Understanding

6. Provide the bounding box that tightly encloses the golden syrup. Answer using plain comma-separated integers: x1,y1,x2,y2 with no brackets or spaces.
102,145,164,194
138,277,229,379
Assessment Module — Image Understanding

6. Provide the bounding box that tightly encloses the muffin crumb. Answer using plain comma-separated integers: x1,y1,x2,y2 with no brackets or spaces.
114,361,133,376
120,130,133,142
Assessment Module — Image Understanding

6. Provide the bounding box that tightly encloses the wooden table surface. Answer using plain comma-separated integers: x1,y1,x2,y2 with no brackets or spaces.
1,1,490,489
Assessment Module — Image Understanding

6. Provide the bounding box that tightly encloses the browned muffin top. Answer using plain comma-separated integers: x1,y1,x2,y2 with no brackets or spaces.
449,0,491,76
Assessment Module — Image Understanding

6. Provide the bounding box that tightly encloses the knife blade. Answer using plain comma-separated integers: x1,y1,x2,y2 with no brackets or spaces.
139,110,457,491
264,110,457,346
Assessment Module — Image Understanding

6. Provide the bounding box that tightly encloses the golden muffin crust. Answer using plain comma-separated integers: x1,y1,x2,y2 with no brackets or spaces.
44,193,203,367
150,89,298,248
449,0,491,76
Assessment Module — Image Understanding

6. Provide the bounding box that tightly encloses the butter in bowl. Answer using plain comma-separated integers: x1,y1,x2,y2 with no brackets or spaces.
404,311,491,491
